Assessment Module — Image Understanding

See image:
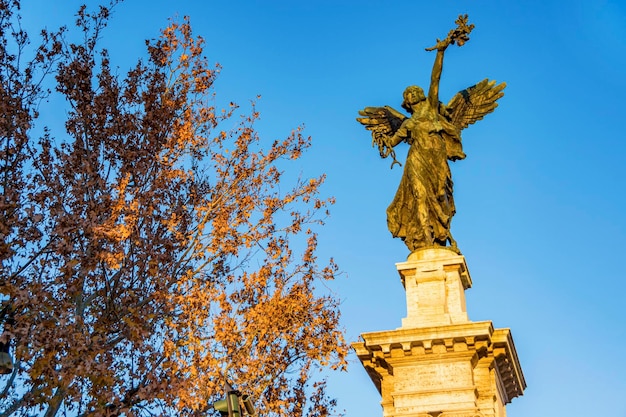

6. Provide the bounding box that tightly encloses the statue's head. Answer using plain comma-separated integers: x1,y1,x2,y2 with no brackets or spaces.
401,86,426,113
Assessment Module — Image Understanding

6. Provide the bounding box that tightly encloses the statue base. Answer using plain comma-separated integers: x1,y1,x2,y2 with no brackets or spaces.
353,248,525,417
400,247,471,328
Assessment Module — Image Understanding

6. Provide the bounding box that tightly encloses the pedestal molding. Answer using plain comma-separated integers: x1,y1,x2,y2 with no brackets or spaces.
354,251,525,416
353,322,526,413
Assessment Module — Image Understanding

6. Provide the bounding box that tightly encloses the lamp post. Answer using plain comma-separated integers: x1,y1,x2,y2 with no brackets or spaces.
212,380,256,417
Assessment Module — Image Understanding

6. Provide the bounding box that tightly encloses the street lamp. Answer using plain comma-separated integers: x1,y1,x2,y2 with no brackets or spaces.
212,381,257,417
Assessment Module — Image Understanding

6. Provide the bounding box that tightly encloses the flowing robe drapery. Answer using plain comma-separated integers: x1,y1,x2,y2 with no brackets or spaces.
386,106,463,251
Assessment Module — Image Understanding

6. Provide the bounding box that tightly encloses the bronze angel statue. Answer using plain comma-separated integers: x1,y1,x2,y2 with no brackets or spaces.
357,15,505,253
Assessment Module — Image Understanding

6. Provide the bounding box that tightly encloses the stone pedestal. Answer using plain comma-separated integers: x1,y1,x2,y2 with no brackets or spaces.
353,248,525,417
399,248,471,328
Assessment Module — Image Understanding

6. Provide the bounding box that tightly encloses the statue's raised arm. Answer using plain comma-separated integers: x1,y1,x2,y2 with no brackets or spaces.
356,15,505,254
425,14,475,109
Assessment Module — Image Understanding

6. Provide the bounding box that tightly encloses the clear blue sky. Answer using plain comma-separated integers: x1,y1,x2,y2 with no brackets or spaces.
20,1,626,416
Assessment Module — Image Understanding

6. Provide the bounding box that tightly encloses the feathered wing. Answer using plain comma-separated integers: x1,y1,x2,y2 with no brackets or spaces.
446,78,506,130
356,106,406,138
357,106,407,166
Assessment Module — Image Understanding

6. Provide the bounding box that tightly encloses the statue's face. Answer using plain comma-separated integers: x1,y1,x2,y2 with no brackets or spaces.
403,87,424,105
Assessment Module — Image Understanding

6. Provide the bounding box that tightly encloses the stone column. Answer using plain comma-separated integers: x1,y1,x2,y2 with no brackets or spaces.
353,248,525,417
398,248,471,329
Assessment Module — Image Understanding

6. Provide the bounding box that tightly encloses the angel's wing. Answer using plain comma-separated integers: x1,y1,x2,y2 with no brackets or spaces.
357,106,407,167
356,106,406,138
445,78,506,130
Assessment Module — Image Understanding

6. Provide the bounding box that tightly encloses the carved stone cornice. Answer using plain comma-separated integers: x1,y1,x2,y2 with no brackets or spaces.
352,320,525,404
492,328,526,403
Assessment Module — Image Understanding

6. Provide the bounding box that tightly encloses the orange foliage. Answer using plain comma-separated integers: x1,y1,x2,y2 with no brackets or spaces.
0,2,347,416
